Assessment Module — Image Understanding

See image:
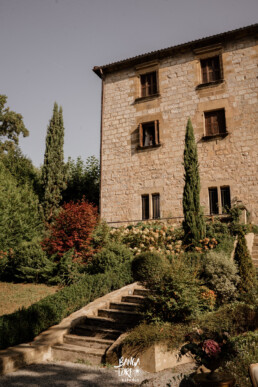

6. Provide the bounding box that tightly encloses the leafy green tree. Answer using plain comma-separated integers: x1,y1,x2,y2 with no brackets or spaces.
1,147,42,199
234,231,256,295
42,103,66,221
62,156,100,206
0,161,43,252
182,118,205,247
0,95,29,153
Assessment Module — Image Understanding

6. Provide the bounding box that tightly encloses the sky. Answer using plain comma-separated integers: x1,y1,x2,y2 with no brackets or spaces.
1,0,258,167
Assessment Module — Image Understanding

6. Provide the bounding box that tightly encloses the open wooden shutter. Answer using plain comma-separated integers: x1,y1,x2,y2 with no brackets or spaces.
205,114,212,136
154,120,159,145
139,123,143,147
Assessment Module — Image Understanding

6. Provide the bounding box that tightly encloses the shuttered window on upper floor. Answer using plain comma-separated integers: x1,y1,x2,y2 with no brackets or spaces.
140,71,157,97
205,109,226,136
201,56,221,83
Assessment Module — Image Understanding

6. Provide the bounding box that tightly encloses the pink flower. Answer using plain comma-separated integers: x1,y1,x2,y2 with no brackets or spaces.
202,340,221,357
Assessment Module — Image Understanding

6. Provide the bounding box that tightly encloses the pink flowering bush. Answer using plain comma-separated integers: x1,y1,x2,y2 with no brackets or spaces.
180,329,236,372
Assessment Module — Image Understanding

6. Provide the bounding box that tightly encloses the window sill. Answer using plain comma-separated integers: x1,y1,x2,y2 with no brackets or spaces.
137,143,162,151
134,93,160,104
201,132,229,141
196,79,224,90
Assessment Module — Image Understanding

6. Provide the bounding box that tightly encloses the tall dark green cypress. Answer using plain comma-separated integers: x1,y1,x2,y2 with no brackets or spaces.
182,118,205,248
234,231,256,295
42,102,66,221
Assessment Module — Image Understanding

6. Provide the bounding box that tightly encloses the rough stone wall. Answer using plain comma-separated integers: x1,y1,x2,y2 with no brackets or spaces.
100,34,258,225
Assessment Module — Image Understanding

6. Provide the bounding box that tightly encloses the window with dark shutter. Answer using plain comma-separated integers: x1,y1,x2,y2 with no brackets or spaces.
139,121,159,148
140,72,157,97
142,195,149,220
205,109,226,136
201,56,221,83
152,194,160,219
209,188,219,215
221,186,231,212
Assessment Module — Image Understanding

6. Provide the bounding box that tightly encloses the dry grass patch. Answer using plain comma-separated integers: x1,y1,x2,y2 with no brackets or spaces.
0,282,59,316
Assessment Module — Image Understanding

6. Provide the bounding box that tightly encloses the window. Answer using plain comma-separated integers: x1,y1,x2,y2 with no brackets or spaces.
142,195,149,220
140,71,157,97
152,194,160,219
204,109,226,136
209,186,231,215
139,121,159,148
209,188,219,215
201,56,221,83
221,186,231,212
141,193,160,220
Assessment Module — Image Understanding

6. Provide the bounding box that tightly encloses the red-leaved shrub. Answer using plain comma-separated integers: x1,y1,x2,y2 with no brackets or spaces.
42,199,98,262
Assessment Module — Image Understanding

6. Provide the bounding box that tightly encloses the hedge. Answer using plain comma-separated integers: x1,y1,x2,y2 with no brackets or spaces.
0,266,132,350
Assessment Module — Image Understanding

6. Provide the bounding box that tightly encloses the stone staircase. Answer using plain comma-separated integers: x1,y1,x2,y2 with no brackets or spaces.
51,288,147,365
251,234,258,272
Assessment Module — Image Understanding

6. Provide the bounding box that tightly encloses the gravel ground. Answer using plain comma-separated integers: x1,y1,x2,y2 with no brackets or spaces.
0,361,196,387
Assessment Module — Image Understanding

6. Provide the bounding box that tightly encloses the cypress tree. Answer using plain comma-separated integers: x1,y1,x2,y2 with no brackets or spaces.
234,231,256,294
42,102,66,221
182,118,205,248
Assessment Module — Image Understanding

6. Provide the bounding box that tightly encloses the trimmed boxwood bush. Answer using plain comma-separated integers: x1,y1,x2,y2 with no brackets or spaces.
0,266,132,350
131,251,168,285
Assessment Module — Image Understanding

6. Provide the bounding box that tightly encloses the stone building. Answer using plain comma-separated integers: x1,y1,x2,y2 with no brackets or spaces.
93,24,258,226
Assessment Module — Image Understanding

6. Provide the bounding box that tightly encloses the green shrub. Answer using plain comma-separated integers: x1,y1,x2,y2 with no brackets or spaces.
221,331,258,387
197,302,258,336
2,241,55,283
88,242,133,276
143,255,211,323
234,231,256,295
0,267,132,350
0,161,43,252
123,322,189,355
202,251,240,304
131,251,168,285
48,249,85,286
91,221,111,250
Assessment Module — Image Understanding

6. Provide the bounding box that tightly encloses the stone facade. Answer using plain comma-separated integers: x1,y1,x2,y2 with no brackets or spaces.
94,25,258,226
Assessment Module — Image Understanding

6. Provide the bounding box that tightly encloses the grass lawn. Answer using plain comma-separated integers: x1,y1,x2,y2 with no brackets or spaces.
0,282,59,316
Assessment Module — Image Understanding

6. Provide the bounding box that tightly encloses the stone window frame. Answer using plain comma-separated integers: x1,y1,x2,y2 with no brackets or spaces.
134,61,160,103
142,193,161,220
194,44,224,90
208,186,231,215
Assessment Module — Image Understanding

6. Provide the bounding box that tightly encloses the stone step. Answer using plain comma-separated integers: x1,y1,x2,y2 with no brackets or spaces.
133,288,150,296
73,324,124,340
109,301,140,312
252,254,258,259
252,259,258,267
77,316,129,330
52,343,105,365
98,308,142,323
63,334,114,350
121,295,145,304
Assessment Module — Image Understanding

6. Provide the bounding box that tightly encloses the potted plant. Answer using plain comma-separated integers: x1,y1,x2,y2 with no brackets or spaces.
179,328,236,386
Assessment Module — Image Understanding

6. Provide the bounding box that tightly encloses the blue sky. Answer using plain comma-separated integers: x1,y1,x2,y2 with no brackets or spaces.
1,0,257,167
